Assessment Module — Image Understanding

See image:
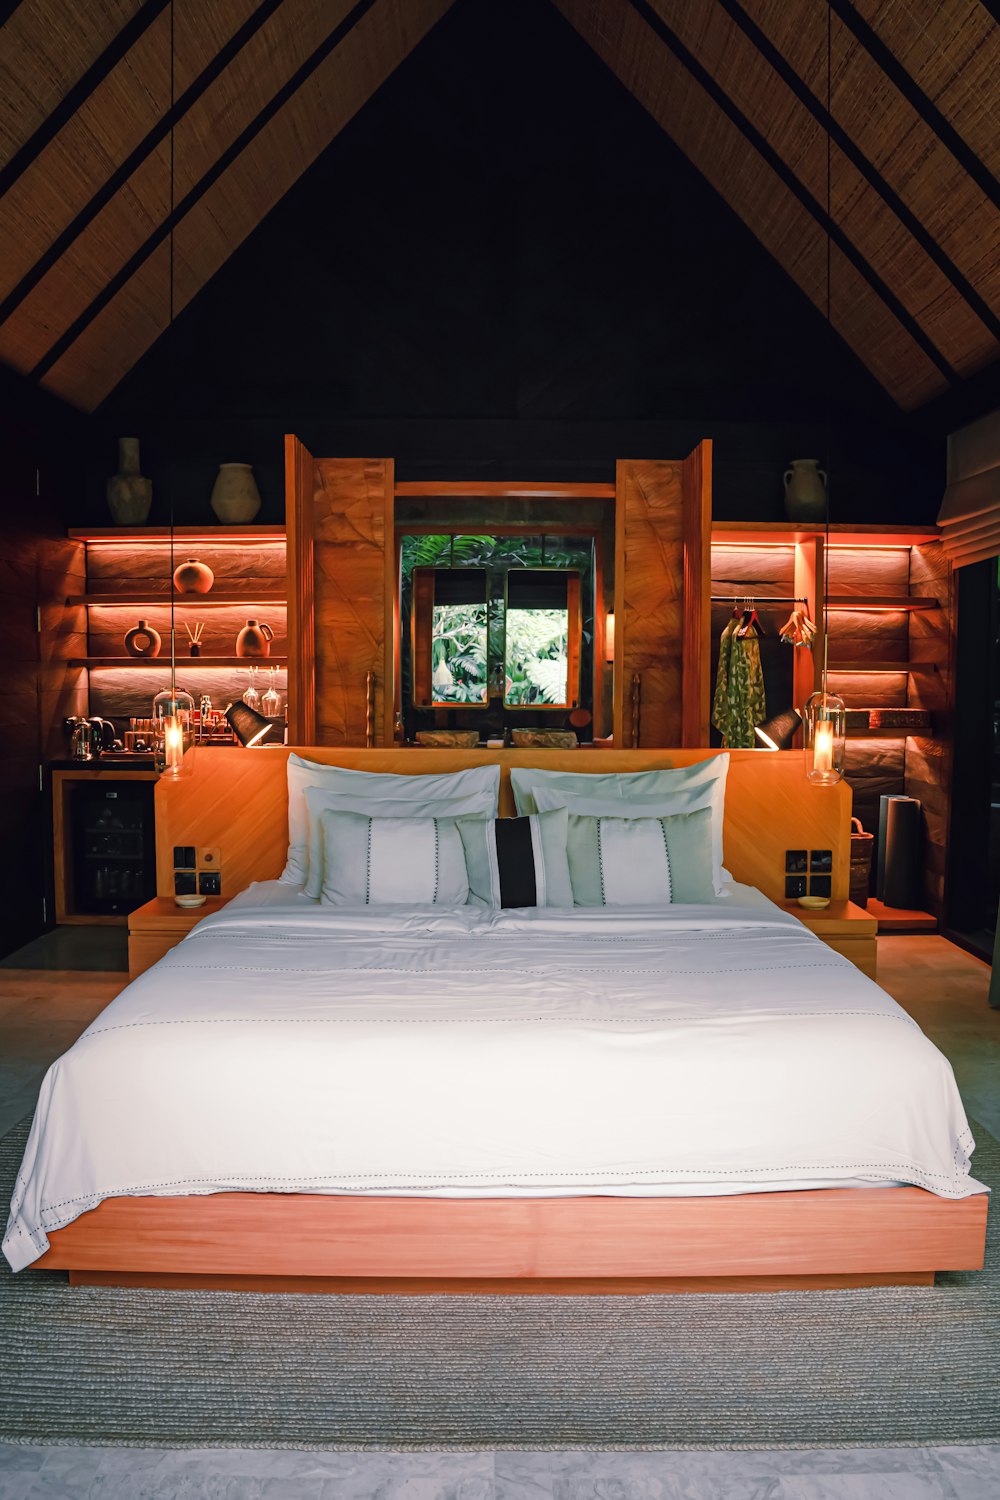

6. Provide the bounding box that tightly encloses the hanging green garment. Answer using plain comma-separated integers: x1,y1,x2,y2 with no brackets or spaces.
712,617,738,742
712,620,766,748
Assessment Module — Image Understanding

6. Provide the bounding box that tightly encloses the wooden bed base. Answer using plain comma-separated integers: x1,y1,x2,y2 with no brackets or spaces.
37,1184,988,1294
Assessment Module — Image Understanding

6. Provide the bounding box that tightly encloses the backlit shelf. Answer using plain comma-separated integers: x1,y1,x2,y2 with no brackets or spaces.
69,526,286,544
73,656,289,668
827,661,940,673
69,591,287,606
826,595,940,610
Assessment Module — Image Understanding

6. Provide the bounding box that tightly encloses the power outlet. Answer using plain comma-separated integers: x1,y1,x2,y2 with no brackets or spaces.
198,847,221,871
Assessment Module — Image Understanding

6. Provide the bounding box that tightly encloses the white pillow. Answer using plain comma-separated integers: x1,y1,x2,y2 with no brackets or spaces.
318,809,471,906
565,806,716,907
301,786,498,899
281,756,501,887
532,776,728,895
457,808,573,908
510,756,728,816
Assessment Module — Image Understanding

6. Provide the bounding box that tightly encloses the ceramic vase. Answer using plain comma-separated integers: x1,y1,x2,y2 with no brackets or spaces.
106,438,152,526
210,463,261,524
124,619,161,658
236,619,273,658
172,557,214,594
783,458,827,522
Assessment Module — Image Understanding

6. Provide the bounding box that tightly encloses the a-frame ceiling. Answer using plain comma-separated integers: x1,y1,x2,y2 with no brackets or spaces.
1,0,998,413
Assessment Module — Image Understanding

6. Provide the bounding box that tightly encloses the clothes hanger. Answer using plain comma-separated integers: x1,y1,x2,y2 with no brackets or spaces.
736,596,764,638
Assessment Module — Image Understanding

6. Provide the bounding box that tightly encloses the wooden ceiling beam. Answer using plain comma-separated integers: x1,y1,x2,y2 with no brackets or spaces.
0,0,169,200
626,0,957,389
715,0,1000,350
826,0,1000,214
0,0,283,331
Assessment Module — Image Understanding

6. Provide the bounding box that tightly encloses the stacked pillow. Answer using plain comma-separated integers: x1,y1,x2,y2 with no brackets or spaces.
282,755,728,909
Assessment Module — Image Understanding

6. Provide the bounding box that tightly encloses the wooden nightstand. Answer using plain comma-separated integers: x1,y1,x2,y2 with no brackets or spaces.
781,899,878,980
127,897,229,979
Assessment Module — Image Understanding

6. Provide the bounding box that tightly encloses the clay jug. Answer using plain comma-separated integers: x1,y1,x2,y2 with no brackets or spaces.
210,463,261,524
173,557,214,594
236,619,273,658
106,438,152,526
783,458,827,522
124,619,162,658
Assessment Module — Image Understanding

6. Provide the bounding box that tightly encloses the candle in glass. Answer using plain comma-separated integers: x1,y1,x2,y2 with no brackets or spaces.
813,719,834,774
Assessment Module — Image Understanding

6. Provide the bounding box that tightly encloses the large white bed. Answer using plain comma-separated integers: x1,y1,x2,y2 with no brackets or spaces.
3,879,983,1275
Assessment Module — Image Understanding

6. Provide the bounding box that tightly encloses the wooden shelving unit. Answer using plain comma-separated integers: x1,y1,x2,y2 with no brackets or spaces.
709,519,954,921
67,525,289,725
827,660,940,674
825,596,939,610
75,656,289,669
68,590,288,607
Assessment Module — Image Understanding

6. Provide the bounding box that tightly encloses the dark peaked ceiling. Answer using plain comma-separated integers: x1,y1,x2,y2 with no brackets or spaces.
1,0,998,413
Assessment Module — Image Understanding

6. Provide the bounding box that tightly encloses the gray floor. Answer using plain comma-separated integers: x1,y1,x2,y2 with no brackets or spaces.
0,932,997,1495
0,1444,998,1499
0,925,128,973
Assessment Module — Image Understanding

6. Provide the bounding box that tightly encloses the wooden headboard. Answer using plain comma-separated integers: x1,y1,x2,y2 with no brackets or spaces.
155,747,851,905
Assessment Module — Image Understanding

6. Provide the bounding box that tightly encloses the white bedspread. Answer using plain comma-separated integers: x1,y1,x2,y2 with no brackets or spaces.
4,886,985,1271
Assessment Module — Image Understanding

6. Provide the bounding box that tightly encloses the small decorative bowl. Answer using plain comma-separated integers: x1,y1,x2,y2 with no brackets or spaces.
174,894,207,909
797,894,831,910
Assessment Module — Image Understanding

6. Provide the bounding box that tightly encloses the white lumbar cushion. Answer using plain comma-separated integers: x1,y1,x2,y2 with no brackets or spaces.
318,809,471,907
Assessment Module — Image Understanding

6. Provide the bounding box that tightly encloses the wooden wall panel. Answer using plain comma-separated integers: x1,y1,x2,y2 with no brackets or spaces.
844,738,905,838
156,746,852,905
680,438,712,745
905,540,955,916
614,459,684,748
285,434,316,744
312,458,394,747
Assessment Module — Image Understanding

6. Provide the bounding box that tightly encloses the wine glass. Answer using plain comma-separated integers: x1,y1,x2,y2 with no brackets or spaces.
244,667,261,712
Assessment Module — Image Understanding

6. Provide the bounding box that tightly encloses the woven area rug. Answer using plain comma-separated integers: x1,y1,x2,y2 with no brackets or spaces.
0,1118,996,1451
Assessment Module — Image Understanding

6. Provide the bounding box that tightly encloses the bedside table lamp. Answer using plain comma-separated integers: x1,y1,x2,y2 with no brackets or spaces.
226,699,275,748
754,707,802,751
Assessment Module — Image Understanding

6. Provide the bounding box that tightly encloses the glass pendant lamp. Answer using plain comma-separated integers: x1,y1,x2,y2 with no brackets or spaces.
152,685,195,777
150,22,192,784
803,689,846,786
802,2,845,791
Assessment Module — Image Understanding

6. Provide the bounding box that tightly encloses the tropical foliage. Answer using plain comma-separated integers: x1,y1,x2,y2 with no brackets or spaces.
430,604,488,703
400,533,591,712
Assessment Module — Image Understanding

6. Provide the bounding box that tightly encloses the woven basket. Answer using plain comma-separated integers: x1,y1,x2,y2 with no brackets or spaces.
850,816,874,908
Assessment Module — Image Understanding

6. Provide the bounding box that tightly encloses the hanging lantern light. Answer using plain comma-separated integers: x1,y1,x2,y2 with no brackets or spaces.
152,686,195,777
803,2,844,790
149,25,193,785
803,689,846,786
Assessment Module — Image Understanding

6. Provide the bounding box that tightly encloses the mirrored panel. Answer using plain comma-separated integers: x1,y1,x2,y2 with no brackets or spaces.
503,569,581,708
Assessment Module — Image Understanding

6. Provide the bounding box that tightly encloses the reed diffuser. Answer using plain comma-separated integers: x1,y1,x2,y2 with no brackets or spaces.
184,621,205,657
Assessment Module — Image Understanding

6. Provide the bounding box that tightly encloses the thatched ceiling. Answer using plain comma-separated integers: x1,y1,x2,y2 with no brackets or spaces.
1,0,998,412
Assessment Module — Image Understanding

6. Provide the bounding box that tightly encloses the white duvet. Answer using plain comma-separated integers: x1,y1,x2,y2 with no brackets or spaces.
3,884,986,1271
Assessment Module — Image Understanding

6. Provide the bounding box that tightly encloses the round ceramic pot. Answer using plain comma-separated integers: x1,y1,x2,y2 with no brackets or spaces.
173,557,215,594
211,463,261,524
107,438,152,526
783,458,828,522
124,619,162,658
236,619,274,658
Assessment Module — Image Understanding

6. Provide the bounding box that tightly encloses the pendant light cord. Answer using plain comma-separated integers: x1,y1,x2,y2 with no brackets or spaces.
822,0,832,698
168,0,176,708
